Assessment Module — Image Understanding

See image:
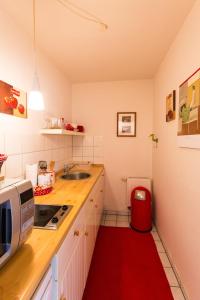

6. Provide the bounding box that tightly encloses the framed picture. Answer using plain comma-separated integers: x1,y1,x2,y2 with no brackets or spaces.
0,79,27,118
117,112,136,137
166,90,176,122
177,68,200,148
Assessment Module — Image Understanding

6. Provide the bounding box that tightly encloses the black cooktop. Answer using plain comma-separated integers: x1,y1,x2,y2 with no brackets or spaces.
34,204,72,229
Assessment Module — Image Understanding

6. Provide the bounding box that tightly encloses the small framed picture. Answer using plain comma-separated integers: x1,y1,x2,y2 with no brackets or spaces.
117,112,136,137
166,90,176,122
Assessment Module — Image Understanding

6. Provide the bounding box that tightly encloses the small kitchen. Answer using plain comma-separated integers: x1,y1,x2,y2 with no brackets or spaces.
0,1,200,300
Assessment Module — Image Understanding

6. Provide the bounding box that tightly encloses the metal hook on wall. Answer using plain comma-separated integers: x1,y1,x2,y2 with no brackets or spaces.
149,133,158,146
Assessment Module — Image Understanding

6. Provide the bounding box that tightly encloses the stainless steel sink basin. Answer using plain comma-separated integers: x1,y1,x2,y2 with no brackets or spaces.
61,172,91,180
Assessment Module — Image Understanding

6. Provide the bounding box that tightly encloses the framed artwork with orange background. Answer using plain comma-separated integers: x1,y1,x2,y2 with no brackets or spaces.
0,80,27,118
166,90,176,122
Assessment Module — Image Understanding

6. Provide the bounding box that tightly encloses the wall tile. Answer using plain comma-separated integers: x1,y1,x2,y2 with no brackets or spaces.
22,134,44,153
0,134,5,153
73,156,83,162
5,133,22,155
56,136,65,148
38,150,52,163
6,155,22,178
73,147,83,157
72,135,104,165
50,136,59,150
51,149,61,162
22,152,41,175
83,147,93,157
21,134,34,153
82,156,94,163
65,147,73,162
44,135,54,150
83,136,93,147
65,136,72,147
0,164,5,177
59,148,65,161
73,136,84,146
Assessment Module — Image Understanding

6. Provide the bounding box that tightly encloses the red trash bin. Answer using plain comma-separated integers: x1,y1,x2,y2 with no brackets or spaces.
130,186,152,232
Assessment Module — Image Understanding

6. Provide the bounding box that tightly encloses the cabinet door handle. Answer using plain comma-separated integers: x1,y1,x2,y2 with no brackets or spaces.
90,198,94,202
100,190,103,192
74,230,80,236
85,231,89,236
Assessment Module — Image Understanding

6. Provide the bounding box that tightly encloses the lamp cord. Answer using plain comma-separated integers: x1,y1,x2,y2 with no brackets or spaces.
33,0,37,71
57,0,108,29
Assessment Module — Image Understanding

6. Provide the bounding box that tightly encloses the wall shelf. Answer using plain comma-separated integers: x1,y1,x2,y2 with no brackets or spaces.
40,129,85,136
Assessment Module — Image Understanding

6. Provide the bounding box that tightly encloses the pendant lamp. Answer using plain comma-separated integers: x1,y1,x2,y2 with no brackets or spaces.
28,0,44,111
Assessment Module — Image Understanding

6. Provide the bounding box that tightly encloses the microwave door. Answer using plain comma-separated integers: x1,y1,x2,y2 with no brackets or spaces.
0,185,20,268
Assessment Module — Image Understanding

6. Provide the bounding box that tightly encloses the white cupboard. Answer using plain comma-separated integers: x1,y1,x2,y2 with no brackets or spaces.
52,172,104,300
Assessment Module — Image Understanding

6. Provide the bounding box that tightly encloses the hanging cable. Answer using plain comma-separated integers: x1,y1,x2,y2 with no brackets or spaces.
56,0,108,30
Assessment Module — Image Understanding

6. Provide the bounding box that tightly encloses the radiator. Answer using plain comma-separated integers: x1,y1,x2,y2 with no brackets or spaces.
126,177,151,207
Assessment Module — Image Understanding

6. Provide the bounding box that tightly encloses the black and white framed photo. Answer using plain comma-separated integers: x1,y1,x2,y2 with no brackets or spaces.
117,112,136,137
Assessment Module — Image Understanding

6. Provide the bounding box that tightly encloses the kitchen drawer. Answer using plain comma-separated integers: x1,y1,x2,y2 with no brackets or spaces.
52,205,85,282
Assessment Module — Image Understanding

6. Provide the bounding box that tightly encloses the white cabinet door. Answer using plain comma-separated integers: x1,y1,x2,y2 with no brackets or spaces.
60,232,85,300
53,204,85,300
84,172,104,281
32,267,52,300
84,195,95,281
94,173,104,239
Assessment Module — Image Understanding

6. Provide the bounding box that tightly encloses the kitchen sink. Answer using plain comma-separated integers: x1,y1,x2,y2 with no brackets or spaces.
61,172,91,180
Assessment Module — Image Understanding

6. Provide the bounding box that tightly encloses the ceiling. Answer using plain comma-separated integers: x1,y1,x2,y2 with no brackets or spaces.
0,0,196,83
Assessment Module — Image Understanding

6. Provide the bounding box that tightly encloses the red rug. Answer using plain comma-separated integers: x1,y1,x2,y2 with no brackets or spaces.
82,226,173,300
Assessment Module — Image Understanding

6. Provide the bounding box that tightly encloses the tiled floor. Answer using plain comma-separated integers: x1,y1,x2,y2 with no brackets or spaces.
101,211,185,300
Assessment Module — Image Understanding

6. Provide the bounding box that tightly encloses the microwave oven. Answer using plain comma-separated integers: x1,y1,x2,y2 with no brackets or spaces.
0,179,34,269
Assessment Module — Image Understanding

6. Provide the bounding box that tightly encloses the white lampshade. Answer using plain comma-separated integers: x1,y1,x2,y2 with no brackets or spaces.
28,90,44,110
28,70,45,111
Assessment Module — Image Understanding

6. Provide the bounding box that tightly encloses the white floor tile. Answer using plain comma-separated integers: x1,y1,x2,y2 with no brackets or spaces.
104,220,116,227
151,224,157,232
104,210,117,215
164,268,179,286
151,231,160,241
100,215,105,225
105,214,117,221
116,222,130,228
117,215,129,222
158,252,171,267
170,287,185,300
155,240,165,252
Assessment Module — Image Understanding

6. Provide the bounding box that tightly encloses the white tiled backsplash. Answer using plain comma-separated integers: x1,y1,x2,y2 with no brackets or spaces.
0,133,73,179
72,136,104,164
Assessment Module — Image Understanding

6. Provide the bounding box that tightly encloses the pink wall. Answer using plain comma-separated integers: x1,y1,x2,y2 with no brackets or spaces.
0,7,72,177
72,80,153,212
154,1,200,299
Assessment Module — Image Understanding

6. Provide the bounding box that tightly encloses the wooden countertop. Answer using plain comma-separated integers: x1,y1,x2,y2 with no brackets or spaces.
0,164,104,300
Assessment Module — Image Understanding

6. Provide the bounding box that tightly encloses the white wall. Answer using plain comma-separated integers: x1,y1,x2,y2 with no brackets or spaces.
0,7,72,178
154,1,200,299
72,80,153,212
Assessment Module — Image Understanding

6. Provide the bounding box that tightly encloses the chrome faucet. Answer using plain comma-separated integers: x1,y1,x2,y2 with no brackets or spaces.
63,163,76,175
